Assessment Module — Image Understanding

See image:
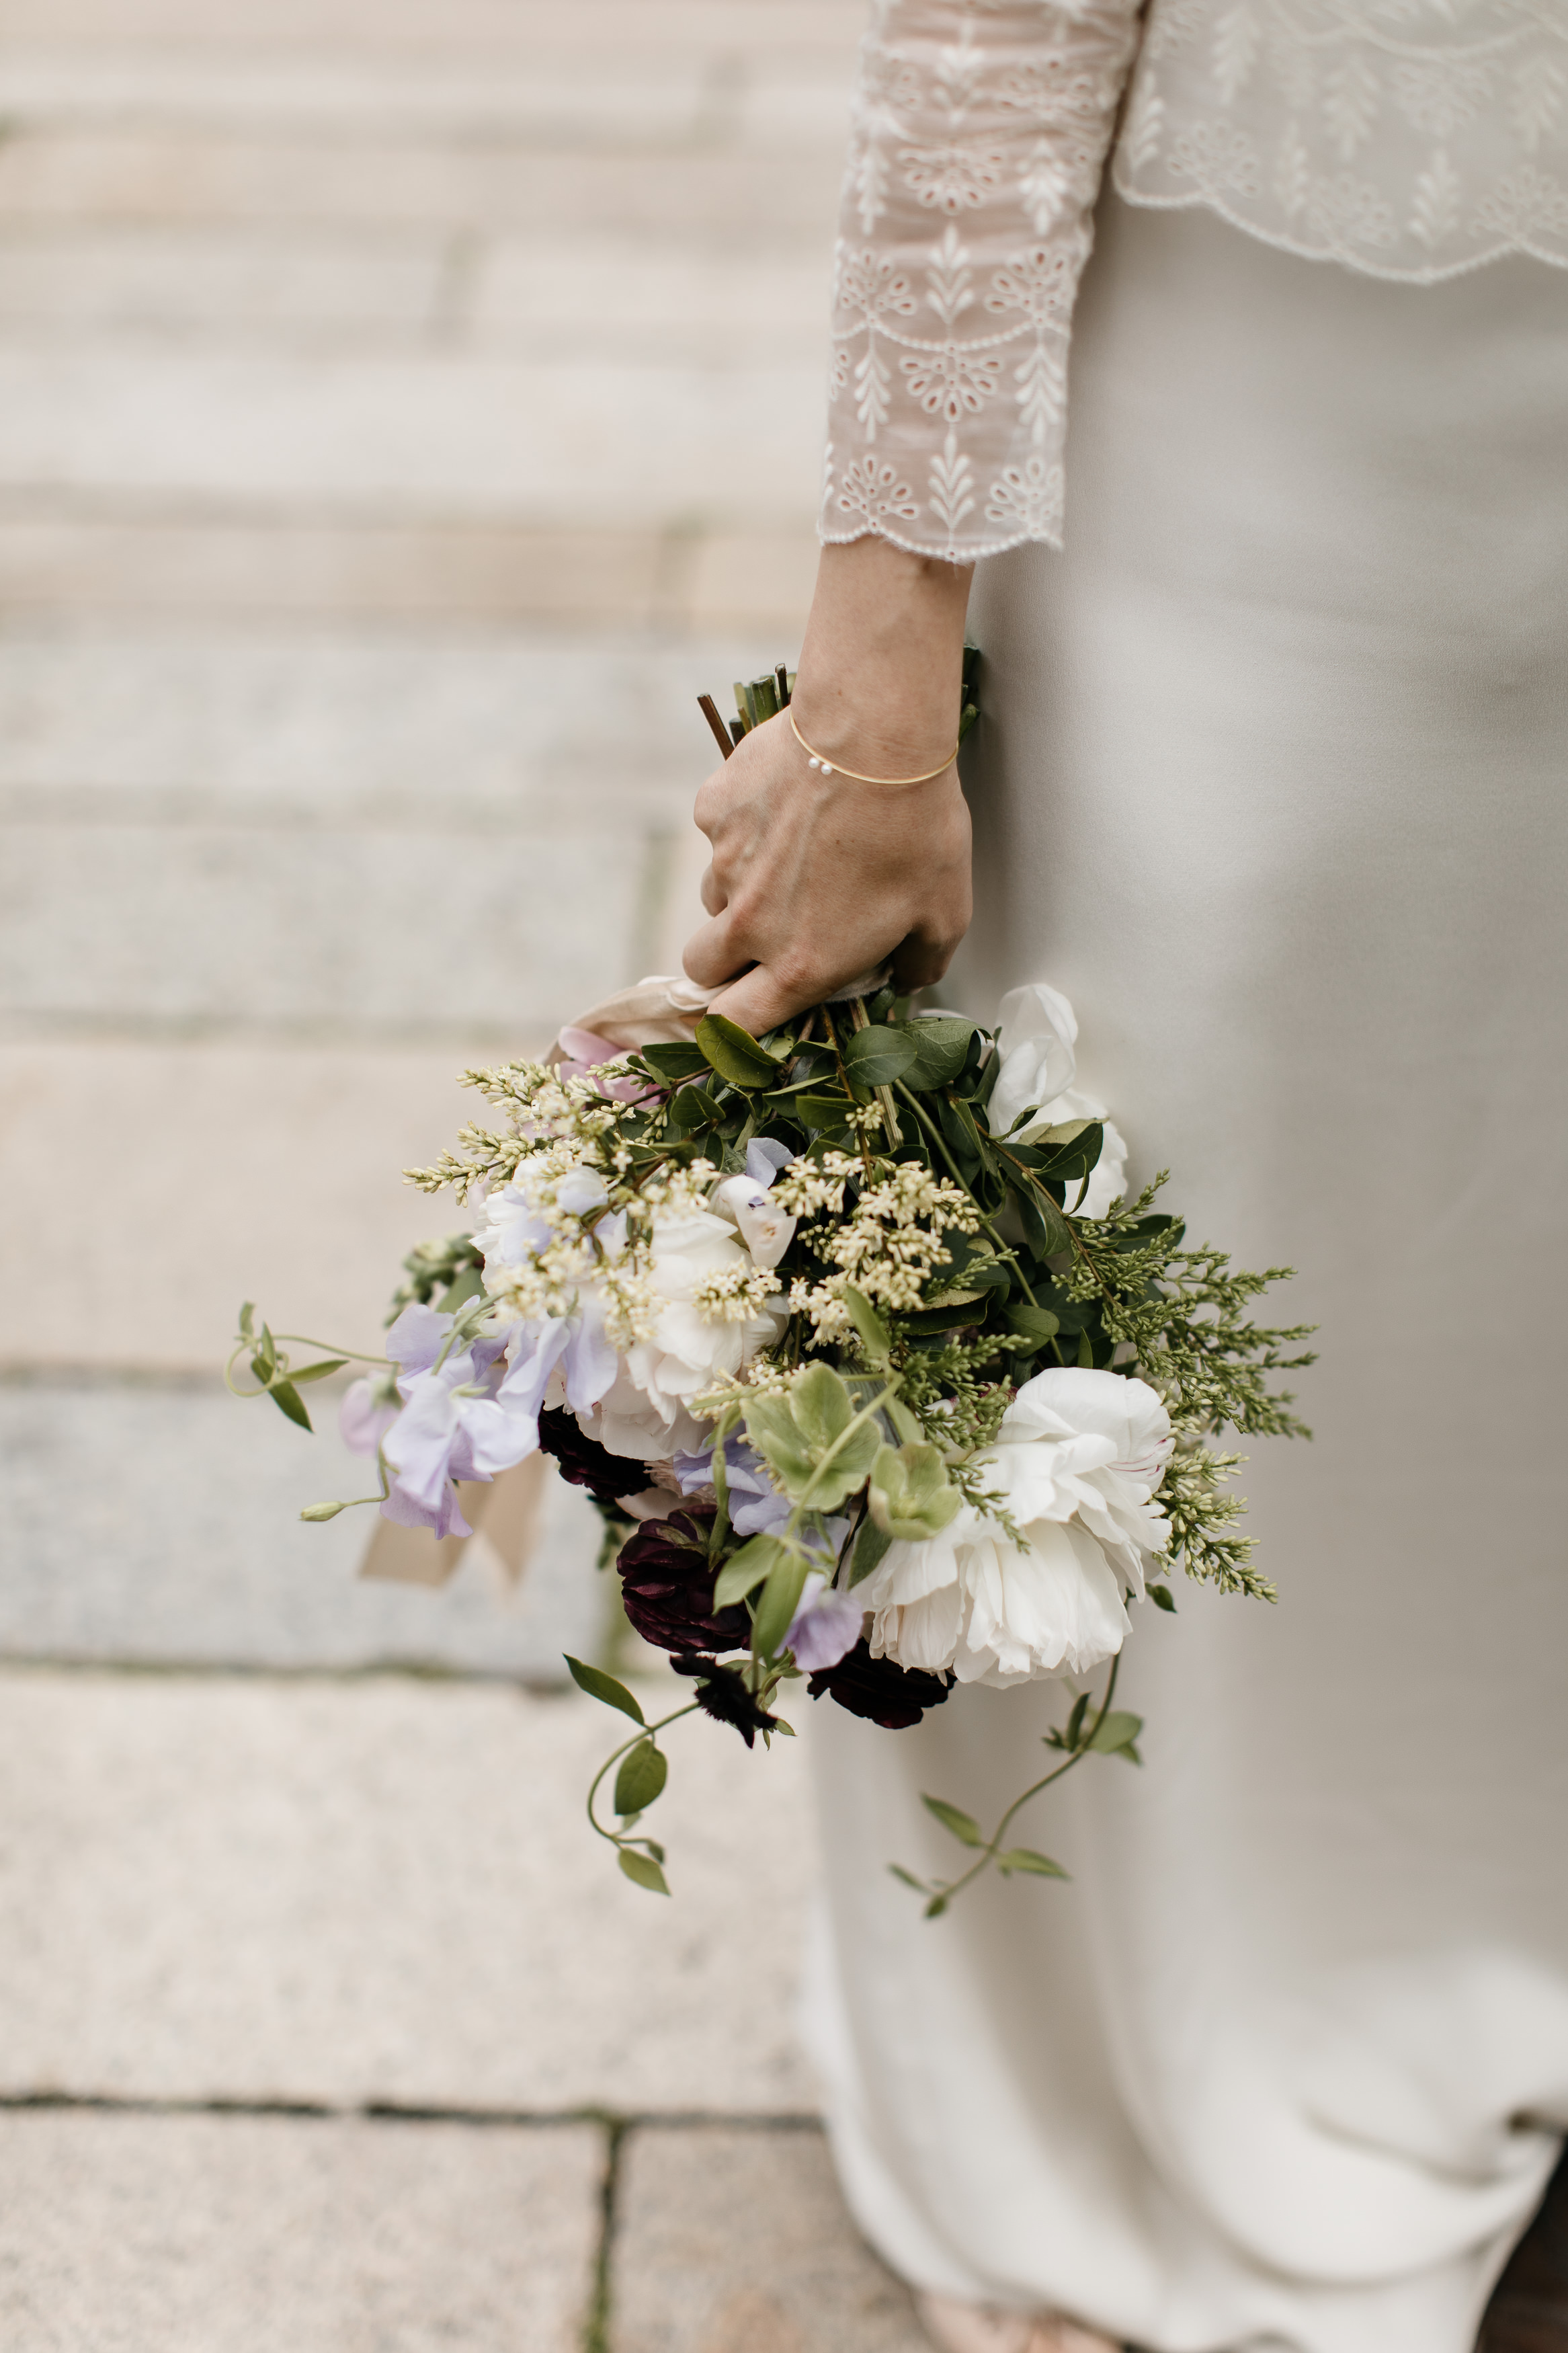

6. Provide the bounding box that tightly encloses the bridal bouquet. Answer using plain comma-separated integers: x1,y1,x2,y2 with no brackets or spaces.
232,674,1311,1913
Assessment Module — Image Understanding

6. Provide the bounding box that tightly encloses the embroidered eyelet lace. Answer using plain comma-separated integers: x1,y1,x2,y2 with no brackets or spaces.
820,0,1568,564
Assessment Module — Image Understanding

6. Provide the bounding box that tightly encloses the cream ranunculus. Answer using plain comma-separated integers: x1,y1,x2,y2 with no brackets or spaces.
580,1207,784,1461
986,981,1129,1217
859,1367,1173,1688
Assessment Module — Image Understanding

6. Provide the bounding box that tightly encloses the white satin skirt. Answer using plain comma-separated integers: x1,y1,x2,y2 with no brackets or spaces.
806,196,1568,2353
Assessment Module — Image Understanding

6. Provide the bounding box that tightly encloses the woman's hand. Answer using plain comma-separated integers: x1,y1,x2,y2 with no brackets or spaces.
681,536,975,1037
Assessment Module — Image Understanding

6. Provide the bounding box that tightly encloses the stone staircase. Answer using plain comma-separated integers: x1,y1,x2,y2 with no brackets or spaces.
0,3,934,2342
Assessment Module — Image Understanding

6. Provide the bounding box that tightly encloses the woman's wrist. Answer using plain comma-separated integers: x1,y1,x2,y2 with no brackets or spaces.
790,536,974,776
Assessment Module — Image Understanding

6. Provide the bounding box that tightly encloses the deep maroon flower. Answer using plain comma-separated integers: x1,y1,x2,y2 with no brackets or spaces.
616,1510,750,1657
807,1639,951,1729
669,1652,781,1749
537,1408,639,1509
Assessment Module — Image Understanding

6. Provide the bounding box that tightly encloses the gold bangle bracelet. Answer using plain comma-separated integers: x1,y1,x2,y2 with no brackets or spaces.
788,708,958,787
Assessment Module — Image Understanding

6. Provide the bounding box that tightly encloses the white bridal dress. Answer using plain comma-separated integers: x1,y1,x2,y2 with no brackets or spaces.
806,6,1568,2350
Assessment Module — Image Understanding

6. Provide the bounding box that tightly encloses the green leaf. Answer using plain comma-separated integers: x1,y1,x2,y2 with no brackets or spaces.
712,1533,786,1610
868,1443,962,1542
790,1361,854,1455
1149,1581,1177,1613
884,1394,922,1445
618,1847,670,1896
843,1024,918,1088
1064,1693,1090,1749
288,1357,349,1386
753,1550,811,1660
641,1041,709,1083
903,1016,975,1091
899,1296,993,1336
668,1084,722,1131
994,1847,1069,1879
792,1091,856,1131
267,1379,313,1432
741,1398,817,1498
695,1012,786,1090
614,1739,668,1817
888,1864,927,1892
924,1895,949,1918
565,1656,645,1724
1088,1709,1145,1761
1005,1304,1060,1344
848,1515,893,1589
238,1302,255,1339
1077,1328,1095,1368
840,1285,892,1365
921,1794,984,1847
1016,1183,1073,1259
438,1265,484,1313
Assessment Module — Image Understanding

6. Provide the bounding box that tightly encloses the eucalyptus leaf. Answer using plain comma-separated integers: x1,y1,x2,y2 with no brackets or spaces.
842,1024,918,1088
922,1794,984,1847
641,1041,709,1083
1005,1305,1061,1343
792,1092,857,1130
618,1848,670,1896
614,1739,668,1817
903,1016,975,1090
696,1013,786,1090
565,1656,645,1725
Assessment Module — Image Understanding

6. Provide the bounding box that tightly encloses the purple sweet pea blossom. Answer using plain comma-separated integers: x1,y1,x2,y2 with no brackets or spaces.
374,1303,535,1538
785,1574,866,1671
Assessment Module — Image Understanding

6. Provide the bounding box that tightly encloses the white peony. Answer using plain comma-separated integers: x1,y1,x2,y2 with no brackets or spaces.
986,981,1129,1218
859,1368,1173,1689
579,1207,784,1461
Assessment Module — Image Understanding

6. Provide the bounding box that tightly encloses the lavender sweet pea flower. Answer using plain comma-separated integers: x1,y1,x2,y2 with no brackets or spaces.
674,1435,793,1537
711,1138,798,1272
786,1574,866,1671
377,1305,535,1538
339,1373,399,1458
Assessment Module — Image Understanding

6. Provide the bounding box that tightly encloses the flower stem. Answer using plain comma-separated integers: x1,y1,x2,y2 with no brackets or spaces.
929,1657,1122,1909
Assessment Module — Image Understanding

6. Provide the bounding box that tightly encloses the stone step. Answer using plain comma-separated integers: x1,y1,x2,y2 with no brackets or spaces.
1,1,858,61
0,506,820,629
0,340,825,527
0,2106,604,2352
613,2124,930,2353
0,1666,817,2112
1,1376,616,1678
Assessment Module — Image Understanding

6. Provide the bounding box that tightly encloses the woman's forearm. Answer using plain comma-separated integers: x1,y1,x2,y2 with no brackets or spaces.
792,539,975,779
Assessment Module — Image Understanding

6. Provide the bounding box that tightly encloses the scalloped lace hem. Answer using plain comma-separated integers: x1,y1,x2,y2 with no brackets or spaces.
819,518,1064,565
1112,171,1568,286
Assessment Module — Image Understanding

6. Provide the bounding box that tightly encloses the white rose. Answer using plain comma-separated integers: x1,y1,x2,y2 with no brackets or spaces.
580,1207,784,1461
860,1368,1173,1688
987,982,1128,1216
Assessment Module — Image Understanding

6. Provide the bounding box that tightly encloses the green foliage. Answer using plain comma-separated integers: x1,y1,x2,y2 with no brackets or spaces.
744,1364,884,1514
868,1442,962,1540
614,1739,669,1817
566,1657,645,1725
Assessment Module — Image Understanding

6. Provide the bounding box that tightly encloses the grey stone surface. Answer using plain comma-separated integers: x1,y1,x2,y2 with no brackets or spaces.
0,1378,613,1677
0,2106,603,2352
612,2126,930,2353
0,629,778,821
0,1039,554,1371
0,821,648,1034
0,1668,817,2110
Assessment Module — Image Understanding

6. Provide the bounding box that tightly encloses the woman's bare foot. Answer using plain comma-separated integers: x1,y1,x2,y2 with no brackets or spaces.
917,2288,1123,2353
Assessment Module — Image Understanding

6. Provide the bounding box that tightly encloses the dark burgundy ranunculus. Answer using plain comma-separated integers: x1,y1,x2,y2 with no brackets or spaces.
669,1652,781,1749
537,1408,639,1509
616,1510,750,1657
807,1638,951,1729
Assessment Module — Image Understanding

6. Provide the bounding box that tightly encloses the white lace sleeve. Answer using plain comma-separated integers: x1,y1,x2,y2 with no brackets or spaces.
819,0,1146,563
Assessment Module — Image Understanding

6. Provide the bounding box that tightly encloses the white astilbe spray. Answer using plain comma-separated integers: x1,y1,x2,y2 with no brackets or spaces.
776,1156,980,1339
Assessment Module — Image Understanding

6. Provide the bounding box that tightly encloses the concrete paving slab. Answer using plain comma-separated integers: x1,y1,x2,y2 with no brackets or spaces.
612,2125,930,2353
0,344,825,526
0,226,448,336
0,510,820,632
0,1668,817,2110
0,629,777,820
0,1378,613,1677
0,821,647,1033
0,2106,602,2353
0,136,843,240
0,1038,550,1369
